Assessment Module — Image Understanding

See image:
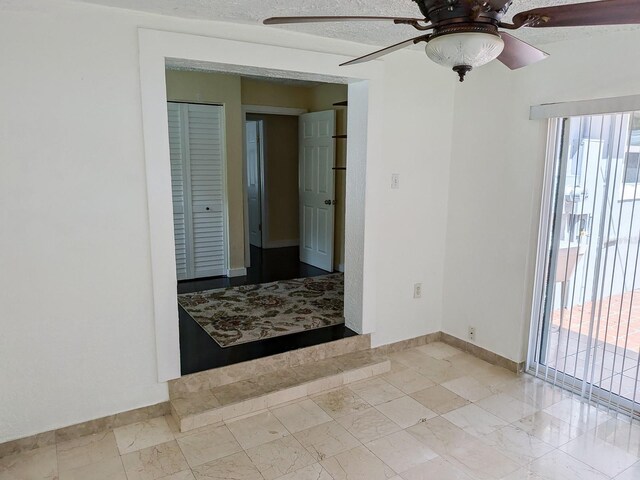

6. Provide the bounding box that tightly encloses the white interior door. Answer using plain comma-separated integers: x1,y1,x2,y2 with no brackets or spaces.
299,110,335,272
168,102,227,280
246,120,262,248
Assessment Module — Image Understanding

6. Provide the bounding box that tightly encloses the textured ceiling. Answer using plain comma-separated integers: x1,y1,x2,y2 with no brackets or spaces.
74,0,638,47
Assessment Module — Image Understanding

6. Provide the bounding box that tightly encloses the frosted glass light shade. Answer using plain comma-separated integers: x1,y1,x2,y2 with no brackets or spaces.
425,32,504,68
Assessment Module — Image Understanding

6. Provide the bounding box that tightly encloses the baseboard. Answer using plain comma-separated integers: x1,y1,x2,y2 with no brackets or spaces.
226,267,247,278
262,239,299,249
336,263,345,273
373,331,523,373
1,330,524,458
0,402,169,459
439,332,525,373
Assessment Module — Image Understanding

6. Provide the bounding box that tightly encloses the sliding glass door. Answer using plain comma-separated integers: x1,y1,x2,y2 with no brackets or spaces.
530,111,640,418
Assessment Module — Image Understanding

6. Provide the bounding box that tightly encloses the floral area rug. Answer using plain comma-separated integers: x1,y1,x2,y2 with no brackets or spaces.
177,273,344,347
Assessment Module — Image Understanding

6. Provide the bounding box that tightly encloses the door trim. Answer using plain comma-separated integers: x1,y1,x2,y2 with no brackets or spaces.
242,105,309,268
139,28,384,382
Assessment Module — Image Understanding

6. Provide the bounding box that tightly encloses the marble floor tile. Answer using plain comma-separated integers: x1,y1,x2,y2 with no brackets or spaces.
245,435,316,480
442,404,509,437
320,445,396,480
176,424,242,467
498,376,570,410
382,369,435,394
480,425,555,466
513,411,587,448
413,356,466,384
191,451,263,480
400,456,474,480
121,440,189,480
56,430,120,472
409,385,469,414
155,471,196,480
388,350,432,368
543,398,613,431
502,449,610,480
226,411,288,449
473,365,518,389
273,463,333,480
365,431,438,474
348,378,404,406
58,456,126,480
415,342,462,360
475,392,539,423
335,407,402,443
0,445,58,480
113,416,175,455
441,376,494,402
406,416,476,457
615,461,640,480
442,436,520,479
312,388,371,419
593,417,640,456
560,430,639,477
374,396,437,429
272,399,333,433
293,420,360,461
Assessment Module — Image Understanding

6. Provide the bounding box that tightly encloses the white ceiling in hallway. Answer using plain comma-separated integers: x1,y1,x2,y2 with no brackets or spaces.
74,0,638,47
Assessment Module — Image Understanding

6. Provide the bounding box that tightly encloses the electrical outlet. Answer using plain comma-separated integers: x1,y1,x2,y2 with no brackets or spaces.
468,326,476,341
391,173,400,189
413,283,422,299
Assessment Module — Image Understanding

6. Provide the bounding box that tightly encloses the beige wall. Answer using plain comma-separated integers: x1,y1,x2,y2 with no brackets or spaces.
165,70,245,270
241,78,312,109
248,114,299,245
309,84,349,270
166,70,347,272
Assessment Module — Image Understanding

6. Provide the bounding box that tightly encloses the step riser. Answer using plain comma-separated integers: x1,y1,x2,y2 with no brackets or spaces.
170,334,371,398
173,359,390,432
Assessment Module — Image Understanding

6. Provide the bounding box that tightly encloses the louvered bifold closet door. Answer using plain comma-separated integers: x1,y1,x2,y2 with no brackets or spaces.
186,104,226,278
167,102,226,280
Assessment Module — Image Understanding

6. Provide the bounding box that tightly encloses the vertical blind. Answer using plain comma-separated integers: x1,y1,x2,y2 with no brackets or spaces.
531,111,640,418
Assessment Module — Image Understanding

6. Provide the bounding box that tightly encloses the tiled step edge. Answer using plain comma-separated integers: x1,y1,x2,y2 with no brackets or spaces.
169,334,371,398
171,350,390,432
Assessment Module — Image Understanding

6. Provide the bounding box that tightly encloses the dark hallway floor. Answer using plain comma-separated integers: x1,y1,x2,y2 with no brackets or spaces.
177,246,356,375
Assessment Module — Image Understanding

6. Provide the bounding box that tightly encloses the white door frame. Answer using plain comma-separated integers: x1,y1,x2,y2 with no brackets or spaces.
138,28,384,382
242,105,308,268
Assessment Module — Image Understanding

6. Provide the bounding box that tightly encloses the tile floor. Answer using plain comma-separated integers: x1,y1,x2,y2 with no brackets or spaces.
2,342,640,480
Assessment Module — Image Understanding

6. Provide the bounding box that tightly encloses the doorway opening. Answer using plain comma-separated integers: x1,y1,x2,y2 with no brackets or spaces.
165,70,355,375
530,111,640,419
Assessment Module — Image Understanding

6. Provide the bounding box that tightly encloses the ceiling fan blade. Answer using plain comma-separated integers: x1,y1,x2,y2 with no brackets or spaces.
339,35,430,66
497,32,549,69
510,0,640,28
264,16,426,25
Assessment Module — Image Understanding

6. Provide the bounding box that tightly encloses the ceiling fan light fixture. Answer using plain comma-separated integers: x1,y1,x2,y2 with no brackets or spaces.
425,32,505,81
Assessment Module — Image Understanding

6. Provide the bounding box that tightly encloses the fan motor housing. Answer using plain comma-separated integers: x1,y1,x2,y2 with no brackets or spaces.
413,0,510,26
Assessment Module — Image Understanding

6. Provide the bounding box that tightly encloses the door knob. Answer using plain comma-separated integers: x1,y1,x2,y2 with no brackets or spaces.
324,200,332,205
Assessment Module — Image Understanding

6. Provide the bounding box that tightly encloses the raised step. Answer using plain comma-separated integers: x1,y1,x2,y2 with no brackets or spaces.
169,334,371,398
171,349,390,432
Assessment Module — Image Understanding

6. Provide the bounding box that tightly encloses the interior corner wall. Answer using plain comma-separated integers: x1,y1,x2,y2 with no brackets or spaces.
443,30,640,363
165,70,245,270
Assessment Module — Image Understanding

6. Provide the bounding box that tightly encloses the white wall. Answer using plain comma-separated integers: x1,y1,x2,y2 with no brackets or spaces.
442,30,640,363
0,0,454,442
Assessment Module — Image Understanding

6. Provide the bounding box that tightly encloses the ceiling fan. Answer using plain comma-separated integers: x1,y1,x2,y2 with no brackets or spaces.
264,0,640,81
